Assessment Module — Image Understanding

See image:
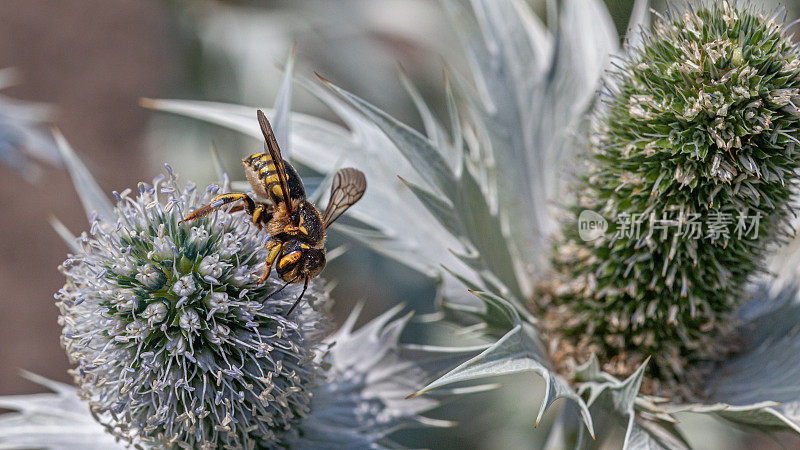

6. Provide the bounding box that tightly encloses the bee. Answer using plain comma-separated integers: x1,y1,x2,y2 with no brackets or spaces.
182,110,366,315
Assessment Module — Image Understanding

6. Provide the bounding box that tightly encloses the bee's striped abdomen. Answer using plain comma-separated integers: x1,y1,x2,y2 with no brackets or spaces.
243,153,306,204
248,153,282,198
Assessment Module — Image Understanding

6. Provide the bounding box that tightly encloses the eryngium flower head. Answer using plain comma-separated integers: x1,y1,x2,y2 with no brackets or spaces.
544,0,800,396
55,167,328,448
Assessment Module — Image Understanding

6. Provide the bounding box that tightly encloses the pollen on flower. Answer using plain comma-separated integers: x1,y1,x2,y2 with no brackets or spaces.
55,166,330,448
539,1,800,399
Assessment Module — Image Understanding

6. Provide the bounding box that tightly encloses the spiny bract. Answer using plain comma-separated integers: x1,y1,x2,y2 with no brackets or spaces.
0,68,58,179
544,1,800,396
55,166,328,449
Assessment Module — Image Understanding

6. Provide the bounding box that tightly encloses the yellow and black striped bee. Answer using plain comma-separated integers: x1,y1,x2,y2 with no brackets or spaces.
182,110,366,315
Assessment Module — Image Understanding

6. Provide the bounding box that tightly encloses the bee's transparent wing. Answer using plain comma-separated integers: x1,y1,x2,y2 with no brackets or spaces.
322,168,366,227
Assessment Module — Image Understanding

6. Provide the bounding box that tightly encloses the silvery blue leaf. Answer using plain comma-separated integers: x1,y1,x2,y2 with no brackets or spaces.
271,47,295,155
410,291,595,439
209,142,228,184
557,0,618,99
541,403,584,450
0,68,59,180
0,372,122,449
625,0,651,49
443,0,546,289
318,75,456,198
291,303,495,448
624,420,689,450
48,216,78,253
700,286,800,433
398,69,449,159
53,129,115,223
441,0,620,297
670,402,798,434
574,356,689,449
317,78,526,300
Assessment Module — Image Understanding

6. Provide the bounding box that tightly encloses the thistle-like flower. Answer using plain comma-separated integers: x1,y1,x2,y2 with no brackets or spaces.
142,0,800,447
57,165,328,448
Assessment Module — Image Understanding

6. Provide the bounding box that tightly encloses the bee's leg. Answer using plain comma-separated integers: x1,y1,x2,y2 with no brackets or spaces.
252,204,265,225
285,276,309,316
251,203,276,226
255,202,276,226
181,193,256,223
258,239,282,283
227,201,274,219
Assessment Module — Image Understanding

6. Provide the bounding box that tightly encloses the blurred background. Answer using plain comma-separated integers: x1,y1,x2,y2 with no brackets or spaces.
1,0,798,448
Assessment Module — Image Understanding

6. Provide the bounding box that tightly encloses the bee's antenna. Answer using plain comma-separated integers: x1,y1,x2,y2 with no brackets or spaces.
286,277,309,317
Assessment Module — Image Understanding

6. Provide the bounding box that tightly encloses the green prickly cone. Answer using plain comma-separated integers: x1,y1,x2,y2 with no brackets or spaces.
542,1,800,396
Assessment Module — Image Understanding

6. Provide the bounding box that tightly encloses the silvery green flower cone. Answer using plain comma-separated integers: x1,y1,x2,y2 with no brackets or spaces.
544,0,800,400
142,0,800,447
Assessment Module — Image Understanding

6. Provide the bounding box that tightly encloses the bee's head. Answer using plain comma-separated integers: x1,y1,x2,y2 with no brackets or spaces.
275,240,326,282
